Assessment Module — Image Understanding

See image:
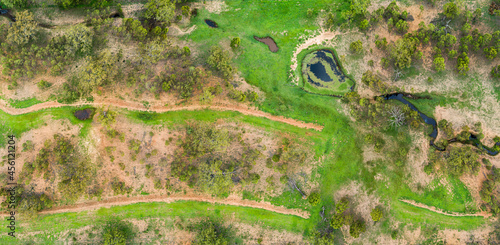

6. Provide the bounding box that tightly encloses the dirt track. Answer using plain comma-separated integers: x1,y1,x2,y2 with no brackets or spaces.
0,194,310,219
400,199,491,218
0,99,323,131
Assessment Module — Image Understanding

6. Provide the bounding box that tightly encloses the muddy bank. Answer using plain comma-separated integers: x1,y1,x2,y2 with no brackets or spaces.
254,36,278,52
74,108,94,120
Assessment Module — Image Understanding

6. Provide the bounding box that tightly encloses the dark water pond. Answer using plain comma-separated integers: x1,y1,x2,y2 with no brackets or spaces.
254,36,278,52
306,50,346,87
384,93,499,156
74,108,94,120
310,62,333,82
205,19,218,28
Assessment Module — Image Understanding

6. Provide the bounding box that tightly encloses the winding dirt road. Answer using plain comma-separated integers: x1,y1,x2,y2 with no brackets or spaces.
0,194,310,219
400,199,491,218
0,99,323,131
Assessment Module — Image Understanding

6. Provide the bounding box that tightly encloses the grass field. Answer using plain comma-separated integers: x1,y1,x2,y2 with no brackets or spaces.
0,201,310,244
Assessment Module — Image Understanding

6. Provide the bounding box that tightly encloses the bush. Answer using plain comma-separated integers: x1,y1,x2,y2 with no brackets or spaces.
37,80,52,90
349,40,363,54
443,2,459,19
370,207,383,221
330,213,344,229
336,197,349,214
307,192,321,206
492,65,500,79
207,46,234,79
349,219,366,238
101,220,134,245
193,219,234,245
230,37,241,49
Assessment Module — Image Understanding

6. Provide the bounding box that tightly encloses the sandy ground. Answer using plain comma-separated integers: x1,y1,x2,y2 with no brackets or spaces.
0,98,323,131
0,193,309,219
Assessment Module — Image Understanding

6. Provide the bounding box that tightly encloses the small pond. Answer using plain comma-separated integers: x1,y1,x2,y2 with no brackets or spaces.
253,36,279,52
74,108,94,121
300,49,354,96
205,19,218,28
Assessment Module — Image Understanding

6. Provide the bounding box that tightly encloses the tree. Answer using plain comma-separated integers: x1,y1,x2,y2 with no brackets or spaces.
308,192,321,206
389,36,419,69
198,159,234,197
358,19,370,30
7,10,37,45
370,207,383,221
343,0,371,21
78,50,118,95
349,40,363,53
395,19,409,33
484,47,498,60
207,46,234,79
194,219,232,245
456,52,469,75
349,220,366,238
335,197,349,214
181,5,190,17
96,107,117,130
65,24,94,54
101,220,134,245
443,2,459,19
143,0,176,23
230,37,241,49
330,213,344,229
1,0,30,8
447,146,480,176
433,55,445,72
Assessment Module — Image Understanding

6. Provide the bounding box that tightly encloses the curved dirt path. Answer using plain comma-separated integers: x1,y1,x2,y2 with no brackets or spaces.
0,194,310,219
400,199,491,218
0,99,323,131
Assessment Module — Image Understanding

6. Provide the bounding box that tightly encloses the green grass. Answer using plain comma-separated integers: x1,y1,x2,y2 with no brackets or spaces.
0,201,309,244
7,97,43,109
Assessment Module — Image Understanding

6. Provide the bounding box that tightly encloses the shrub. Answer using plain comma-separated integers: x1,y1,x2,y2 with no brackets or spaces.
207,46,234,79
230,37,241,49
370,207,383,221
349,219,366,238
335,197,349,214
443,2,459,19
307,192,321,206
349,40,363,54
101,220,134,245
38,80,52,90
330,213,344,229
492,65,500,79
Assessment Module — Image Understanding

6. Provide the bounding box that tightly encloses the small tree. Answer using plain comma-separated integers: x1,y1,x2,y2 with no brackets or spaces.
307,192,321,206
230,37,241,49
181,5,190,17
330,213,344,229
443,2,459,19
349,40,363,54
433,55,445,72
349,219,366,238
143,0,176,23
7,10,37,45
335,197,349,214
101,220,134,245
370,207,383,221
456,52,469,75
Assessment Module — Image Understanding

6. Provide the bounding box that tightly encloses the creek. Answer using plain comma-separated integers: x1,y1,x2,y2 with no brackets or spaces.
384,93,499,156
